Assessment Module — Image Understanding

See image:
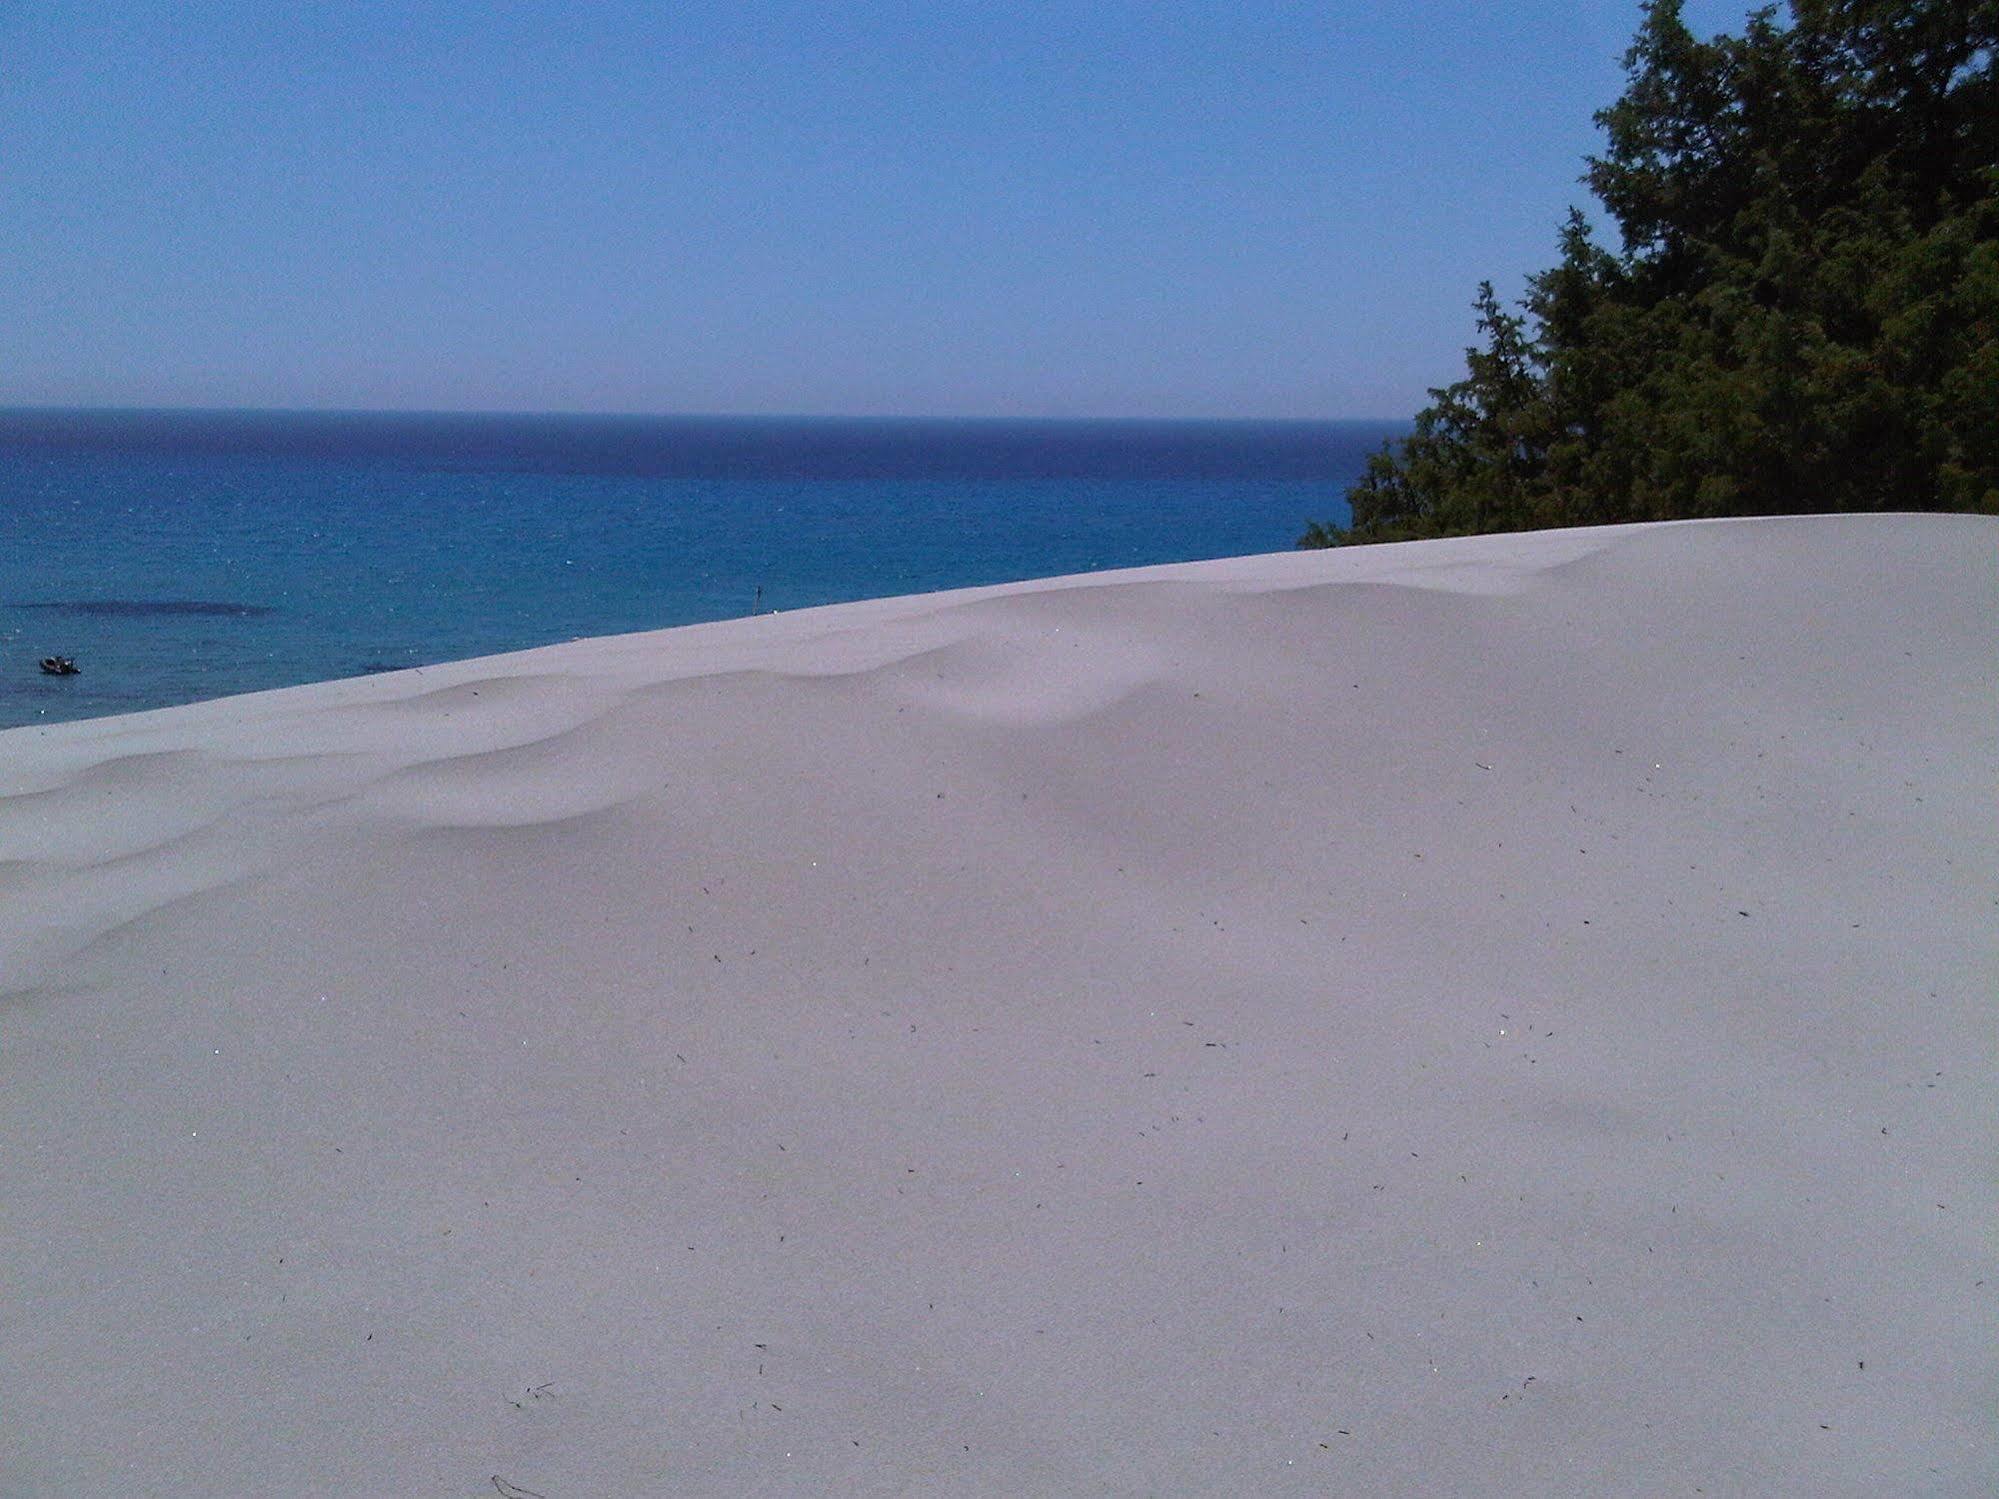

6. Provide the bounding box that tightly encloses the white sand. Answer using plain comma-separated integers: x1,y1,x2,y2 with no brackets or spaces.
3,514,1994,1495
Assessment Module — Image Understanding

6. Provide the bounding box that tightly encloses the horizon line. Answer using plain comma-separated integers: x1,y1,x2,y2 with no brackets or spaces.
0,402,1411,427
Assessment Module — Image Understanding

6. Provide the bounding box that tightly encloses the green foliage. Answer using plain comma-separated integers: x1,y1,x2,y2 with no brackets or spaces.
1303,0,1999,546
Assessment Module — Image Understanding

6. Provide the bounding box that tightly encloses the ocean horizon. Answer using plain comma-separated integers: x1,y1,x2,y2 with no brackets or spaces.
1,408,1400,730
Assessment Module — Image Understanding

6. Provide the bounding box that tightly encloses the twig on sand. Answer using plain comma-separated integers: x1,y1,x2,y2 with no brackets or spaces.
493,1478,547,1499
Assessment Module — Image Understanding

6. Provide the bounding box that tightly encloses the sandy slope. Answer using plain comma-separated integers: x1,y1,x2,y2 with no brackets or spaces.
3,514,1994,1496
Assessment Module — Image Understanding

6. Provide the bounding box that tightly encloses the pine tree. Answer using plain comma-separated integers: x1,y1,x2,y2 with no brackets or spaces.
1304,0,1999,546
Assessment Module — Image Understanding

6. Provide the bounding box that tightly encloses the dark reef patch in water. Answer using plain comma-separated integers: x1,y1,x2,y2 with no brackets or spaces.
13,600,276,619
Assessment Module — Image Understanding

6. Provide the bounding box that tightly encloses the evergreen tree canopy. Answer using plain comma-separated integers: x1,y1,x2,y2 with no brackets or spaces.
1303,0,1998,547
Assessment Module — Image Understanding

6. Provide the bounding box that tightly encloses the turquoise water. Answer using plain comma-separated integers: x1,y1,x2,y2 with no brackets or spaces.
0,411,1395,729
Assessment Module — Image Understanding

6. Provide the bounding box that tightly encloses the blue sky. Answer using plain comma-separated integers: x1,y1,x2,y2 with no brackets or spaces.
0,0,1746,418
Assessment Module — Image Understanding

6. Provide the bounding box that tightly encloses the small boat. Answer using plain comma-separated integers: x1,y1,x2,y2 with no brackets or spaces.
39,656,80,676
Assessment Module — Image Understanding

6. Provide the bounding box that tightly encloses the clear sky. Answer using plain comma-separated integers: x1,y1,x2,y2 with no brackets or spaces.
0,0,1747,419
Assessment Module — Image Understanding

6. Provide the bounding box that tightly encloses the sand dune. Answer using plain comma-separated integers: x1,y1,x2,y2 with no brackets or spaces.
4,514,1994,1495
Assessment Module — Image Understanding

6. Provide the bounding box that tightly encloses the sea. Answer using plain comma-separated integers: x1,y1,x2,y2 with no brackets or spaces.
0,409,1399,731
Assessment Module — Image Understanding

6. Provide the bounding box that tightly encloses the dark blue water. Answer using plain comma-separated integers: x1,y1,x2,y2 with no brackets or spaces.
0,409,1395,730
